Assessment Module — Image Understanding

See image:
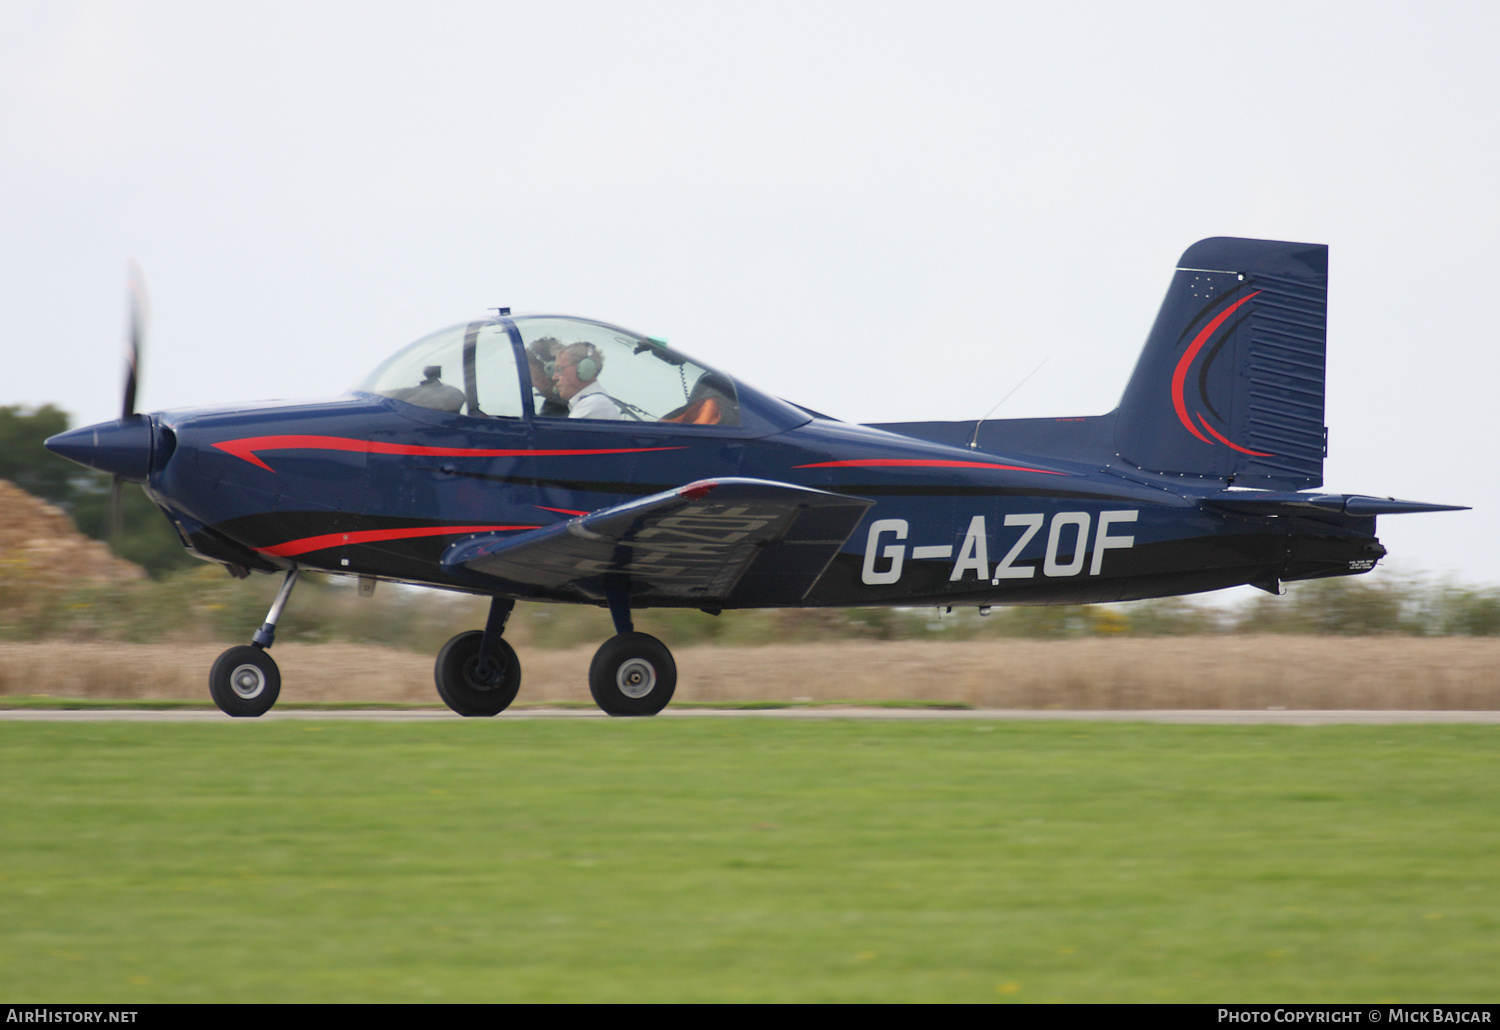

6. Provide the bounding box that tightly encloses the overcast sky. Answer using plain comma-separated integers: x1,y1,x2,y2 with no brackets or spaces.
3,1,1495,590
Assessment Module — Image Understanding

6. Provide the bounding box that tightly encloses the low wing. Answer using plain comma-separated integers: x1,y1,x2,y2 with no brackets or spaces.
442,478,874,607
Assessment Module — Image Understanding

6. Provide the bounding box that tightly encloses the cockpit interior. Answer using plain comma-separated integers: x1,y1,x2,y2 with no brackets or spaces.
357,315,741,426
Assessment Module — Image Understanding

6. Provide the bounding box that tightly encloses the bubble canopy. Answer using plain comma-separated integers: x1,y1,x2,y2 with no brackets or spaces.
356,315,742,426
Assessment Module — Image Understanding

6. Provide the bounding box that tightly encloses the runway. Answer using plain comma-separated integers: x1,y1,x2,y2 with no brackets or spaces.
3,707,1499,723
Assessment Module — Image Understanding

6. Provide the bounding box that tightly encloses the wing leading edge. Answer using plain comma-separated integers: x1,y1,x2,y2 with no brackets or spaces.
441,478,875,607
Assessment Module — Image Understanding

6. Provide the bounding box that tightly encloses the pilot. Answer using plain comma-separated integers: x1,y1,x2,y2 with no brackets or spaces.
526,337,570,417
553,342,625,419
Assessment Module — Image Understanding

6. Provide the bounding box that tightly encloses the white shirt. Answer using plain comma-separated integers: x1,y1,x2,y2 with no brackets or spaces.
567,380,625,420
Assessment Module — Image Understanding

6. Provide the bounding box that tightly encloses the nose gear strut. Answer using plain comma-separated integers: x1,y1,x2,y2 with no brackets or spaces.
209,566,301,717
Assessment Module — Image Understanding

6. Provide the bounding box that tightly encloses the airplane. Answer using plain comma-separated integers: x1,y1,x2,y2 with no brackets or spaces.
45,237,1464,718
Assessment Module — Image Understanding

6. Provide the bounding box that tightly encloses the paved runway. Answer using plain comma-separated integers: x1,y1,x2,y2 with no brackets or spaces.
3,707,1499,724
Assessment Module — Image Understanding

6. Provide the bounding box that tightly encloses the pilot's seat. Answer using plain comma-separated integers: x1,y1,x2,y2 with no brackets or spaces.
387,365,467,414
661,372,738,426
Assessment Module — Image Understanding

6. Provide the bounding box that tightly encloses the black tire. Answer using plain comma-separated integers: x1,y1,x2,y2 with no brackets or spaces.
209,645,281,718
588,632,676,716
434,630,521,716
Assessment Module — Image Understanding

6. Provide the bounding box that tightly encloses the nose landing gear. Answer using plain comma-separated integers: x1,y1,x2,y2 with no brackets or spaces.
208,567,299,717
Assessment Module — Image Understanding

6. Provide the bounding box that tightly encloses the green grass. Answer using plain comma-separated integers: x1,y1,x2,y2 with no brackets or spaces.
0,720,1495,1002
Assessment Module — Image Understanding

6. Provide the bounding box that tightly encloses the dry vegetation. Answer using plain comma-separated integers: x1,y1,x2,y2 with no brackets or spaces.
5,636,1500,709
0,480,143,587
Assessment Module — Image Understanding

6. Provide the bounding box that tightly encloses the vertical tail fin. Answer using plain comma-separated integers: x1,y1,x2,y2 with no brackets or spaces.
1113,237,1328,490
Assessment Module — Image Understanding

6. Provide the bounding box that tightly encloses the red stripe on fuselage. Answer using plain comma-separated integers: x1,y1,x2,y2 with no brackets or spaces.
257,524,538,558
213,435,686,472
1170,291,1261,443
793,458,1067,475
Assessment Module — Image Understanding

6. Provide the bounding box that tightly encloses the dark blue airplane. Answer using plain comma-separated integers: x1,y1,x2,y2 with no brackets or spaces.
46,237,1462,718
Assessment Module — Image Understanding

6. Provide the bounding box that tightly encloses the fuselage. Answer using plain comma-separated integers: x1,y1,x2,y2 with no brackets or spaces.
44,307,1386,610
122,391,1377,608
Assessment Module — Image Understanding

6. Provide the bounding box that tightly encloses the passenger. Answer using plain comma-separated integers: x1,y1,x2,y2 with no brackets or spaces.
526,337,570,417
553,342,625,420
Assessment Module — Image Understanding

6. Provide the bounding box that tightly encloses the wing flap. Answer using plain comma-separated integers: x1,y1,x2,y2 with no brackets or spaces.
442,478,874,606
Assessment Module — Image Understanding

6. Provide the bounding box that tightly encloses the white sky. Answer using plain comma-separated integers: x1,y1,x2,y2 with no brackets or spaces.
2,1,1495,590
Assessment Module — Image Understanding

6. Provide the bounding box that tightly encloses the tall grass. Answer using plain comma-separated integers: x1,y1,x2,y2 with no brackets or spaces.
5,636,1500,709
4,561,1500,652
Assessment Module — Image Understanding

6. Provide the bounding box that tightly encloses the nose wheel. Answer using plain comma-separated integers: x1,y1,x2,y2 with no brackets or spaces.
589,632,676,716
209,645,281,718
208,568,299,717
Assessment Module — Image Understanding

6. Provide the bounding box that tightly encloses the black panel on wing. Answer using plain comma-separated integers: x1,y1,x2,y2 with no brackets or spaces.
441,478,873,607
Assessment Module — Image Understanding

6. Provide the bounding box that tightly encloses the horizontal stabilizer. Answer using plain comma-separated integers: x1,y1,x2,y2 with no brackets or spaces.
1203,491,1467,518
442,478,874,607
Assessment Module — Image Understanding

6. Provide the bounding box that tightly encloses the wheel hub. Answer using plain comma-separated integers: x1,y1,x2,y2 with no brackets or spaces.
616,658,657,699
230,664,266,700
463,655,499,691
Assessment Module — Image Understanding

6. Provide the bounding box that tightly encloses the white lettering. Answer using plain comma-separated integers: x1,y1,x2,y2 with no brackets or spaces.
861,519,908,585
950,516,989,581
1043,512,1091,577
992,513,1042,581
911,545,952,560
1089,510,1138,575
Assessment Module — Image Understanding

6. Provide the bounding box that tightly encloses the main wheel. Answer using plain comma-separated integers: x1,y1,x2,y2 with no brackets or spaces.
589,632,676,716
209,645,281,718
434,630,521,716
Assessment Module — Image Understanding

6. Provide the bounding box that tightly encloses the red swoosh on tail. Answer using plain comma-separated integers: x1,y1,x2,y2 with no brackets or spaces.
1197,414,1274,456
1171,291,1260,443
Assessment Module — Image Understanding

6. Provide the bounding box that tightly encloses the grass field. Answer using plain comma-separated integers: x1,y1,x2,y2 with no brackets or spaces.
1,719,1496,1002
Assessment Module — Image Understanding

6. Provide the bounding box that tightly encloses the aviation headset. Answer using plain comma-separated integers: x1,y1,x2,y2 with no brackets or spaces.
534,340,602,382
571,343,602,382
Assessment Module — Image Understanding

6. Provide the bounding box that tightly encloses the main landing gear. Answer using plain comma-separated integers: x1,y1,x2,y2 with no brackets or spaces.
208,568,299,718
205,571,677,719
587,589,676,717
433,597,522,716
431,591,677,718
588,631,676,717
